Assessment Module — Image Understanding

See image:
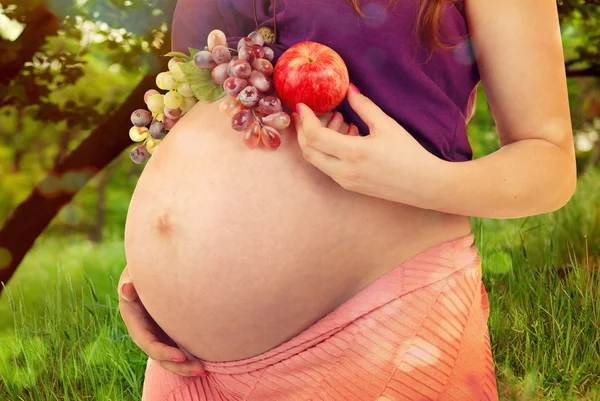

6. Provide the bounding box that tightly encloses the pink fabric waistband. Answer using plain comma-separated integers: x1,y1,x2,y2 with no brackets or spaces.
178,232,480,375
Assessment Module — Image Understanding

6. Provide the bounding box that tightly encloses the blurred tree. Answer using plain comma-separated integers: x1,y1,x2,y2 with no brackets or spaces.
559,0,600,78
0,0,174,292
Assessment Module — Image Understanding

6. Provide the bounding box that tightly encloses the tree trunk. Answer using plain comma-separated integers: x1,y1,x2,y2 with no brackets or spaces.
12,108,25,172
0,63,167,293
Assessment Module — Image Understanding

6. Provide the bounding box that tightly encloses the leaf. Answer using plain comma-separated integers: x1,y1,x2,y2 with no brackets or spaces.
164,51,190,61
179,61,225,102
188,47,204,57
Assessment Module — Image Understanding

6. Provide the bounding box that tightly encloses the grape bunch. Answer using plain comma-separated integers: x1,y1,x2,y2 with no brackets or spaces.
193,29,291,150
128,57,198,164
128,28,291,163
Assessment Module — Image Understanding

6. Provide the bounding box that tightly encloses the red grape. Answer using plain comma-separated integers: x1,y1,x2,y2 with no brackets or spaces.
237,86,260,107
242,122,261,148
230,59,252,79
231,109,253,131
212,45,232,64
261,126,282,150
249,70,270,92
211,63,229,84
257,96,281,115
223,77,249,97
252,59,274,76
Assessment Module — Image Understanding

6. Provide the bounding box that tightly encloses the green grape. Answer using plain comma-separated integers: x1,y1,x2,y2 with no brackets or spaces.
146,137,161,154
177,81,194,98
156,72,167,89
157,72,177,90
129,126,149,142
147,94,165,114
168,58,186,82
164,90,184,109
180,97,198,114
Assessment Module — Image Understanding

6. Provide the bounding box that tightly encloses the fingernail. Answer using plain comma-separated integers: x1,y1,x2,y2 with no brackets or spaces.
190,370,208,377
119,280,133,302
295,103,301,114
349,83,360,94
327,111,338,125
171,357,186,362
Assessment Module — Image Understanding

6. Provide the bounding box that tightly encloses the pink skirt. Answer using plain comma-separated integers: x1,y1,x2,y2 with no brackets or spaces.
142,233,498,400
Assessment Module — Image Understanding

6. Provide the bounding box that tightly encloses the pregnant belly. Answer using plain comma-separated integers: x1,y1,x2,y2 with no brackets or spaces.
124,99,471,362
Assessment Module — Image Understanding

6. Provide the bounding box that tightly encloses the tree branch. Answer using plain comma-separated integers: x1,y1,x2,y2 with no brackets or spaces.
0,4,59,85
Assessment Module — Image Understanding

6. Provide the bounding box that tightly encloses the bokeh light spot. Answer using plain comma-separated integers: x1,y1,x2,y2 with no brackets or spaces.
59,203,85,227
397,337,441,372
362,3,388,27
60,170,90,193
453,38,476,66
37,173,63,198
0,248,12,270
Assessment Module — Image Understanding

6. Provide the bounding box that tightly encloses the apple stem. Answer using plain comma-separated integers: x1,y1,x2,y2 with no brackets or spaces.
250,107,264,128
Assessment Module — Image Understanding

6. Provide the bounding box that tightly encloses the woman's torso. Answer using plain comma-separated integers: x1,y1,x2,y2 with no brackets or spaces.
124,0,478,363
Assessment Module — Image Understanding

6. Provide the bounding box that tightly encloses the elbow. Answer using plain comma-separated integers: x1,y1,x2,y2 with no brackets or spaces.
548,159,578,213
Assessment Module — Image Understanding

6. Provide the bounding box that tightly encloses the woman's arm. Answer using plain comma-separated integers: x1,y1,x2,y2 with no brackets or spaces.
426,0,576,219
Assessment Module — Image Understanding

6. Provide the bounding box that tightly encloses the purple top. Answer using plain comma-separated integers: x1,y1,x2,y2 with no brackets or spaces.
171,0,480,162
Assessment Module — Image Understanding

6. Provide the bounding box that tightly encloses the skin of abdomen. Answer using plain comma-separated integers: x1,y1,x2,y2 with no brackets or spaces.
124,99,472,362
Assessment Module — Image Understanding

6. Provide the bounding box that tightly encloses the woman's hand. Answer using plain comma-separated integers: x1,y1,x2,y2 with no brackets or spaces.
293,84,444,208
118,266,208,377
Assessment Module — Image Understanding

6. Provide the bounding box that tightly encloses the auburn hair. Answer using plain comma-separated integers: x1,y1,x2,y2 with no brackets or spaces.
346,0,463,60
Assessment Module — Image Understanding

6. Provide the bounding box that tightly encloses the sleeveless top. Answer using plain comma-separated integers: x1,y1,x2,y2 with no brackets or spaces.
171,0,480,162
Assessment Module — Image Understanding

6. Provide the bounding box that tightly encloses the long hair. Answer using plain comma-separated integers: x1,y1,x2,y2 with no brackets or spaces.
346,0,462,59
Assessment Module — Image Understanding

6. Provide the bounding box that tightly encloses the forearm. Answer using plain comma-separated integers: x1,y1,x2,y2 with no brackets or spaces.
425,139,577,219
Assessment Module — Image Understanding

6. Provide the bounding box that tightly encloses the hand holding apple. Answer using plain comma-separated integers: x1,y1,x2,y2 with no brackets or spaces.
274,42,350,115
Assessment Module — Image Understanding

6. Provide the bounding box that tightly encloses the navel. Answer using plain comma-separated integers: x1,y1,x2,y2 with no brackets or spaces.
155,212,174,237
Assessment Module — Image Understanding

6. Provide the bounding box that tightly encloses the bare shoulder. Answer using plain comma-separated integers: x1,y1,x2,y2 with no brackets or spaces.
464,0,574,152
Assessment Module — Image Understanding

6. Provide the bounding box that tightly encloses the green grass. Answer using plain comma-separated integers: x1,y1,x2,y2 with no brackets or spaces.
1,168,600,400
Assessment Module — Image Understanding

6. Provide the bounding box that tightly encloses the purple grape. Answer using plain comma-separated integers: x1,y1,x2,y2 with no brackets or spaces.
223,77,248,97
212,45,232,64
237,86,260,107
247,30,265,47
249,70,270,93
130,145,149,164
149,120,166,139
238,46,256,63
257,96,282,115
211,63,229,84
252,58,274,76
263,47,274,62
194,50,217,69
251,44,265,59
231,109,253,131
131,109,152,127
230,59,252,79
237,37,253,51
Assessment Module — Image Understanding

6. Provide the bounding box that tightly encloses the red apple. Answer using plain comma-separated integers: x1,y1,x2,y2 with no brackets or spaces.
273,42,349,115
